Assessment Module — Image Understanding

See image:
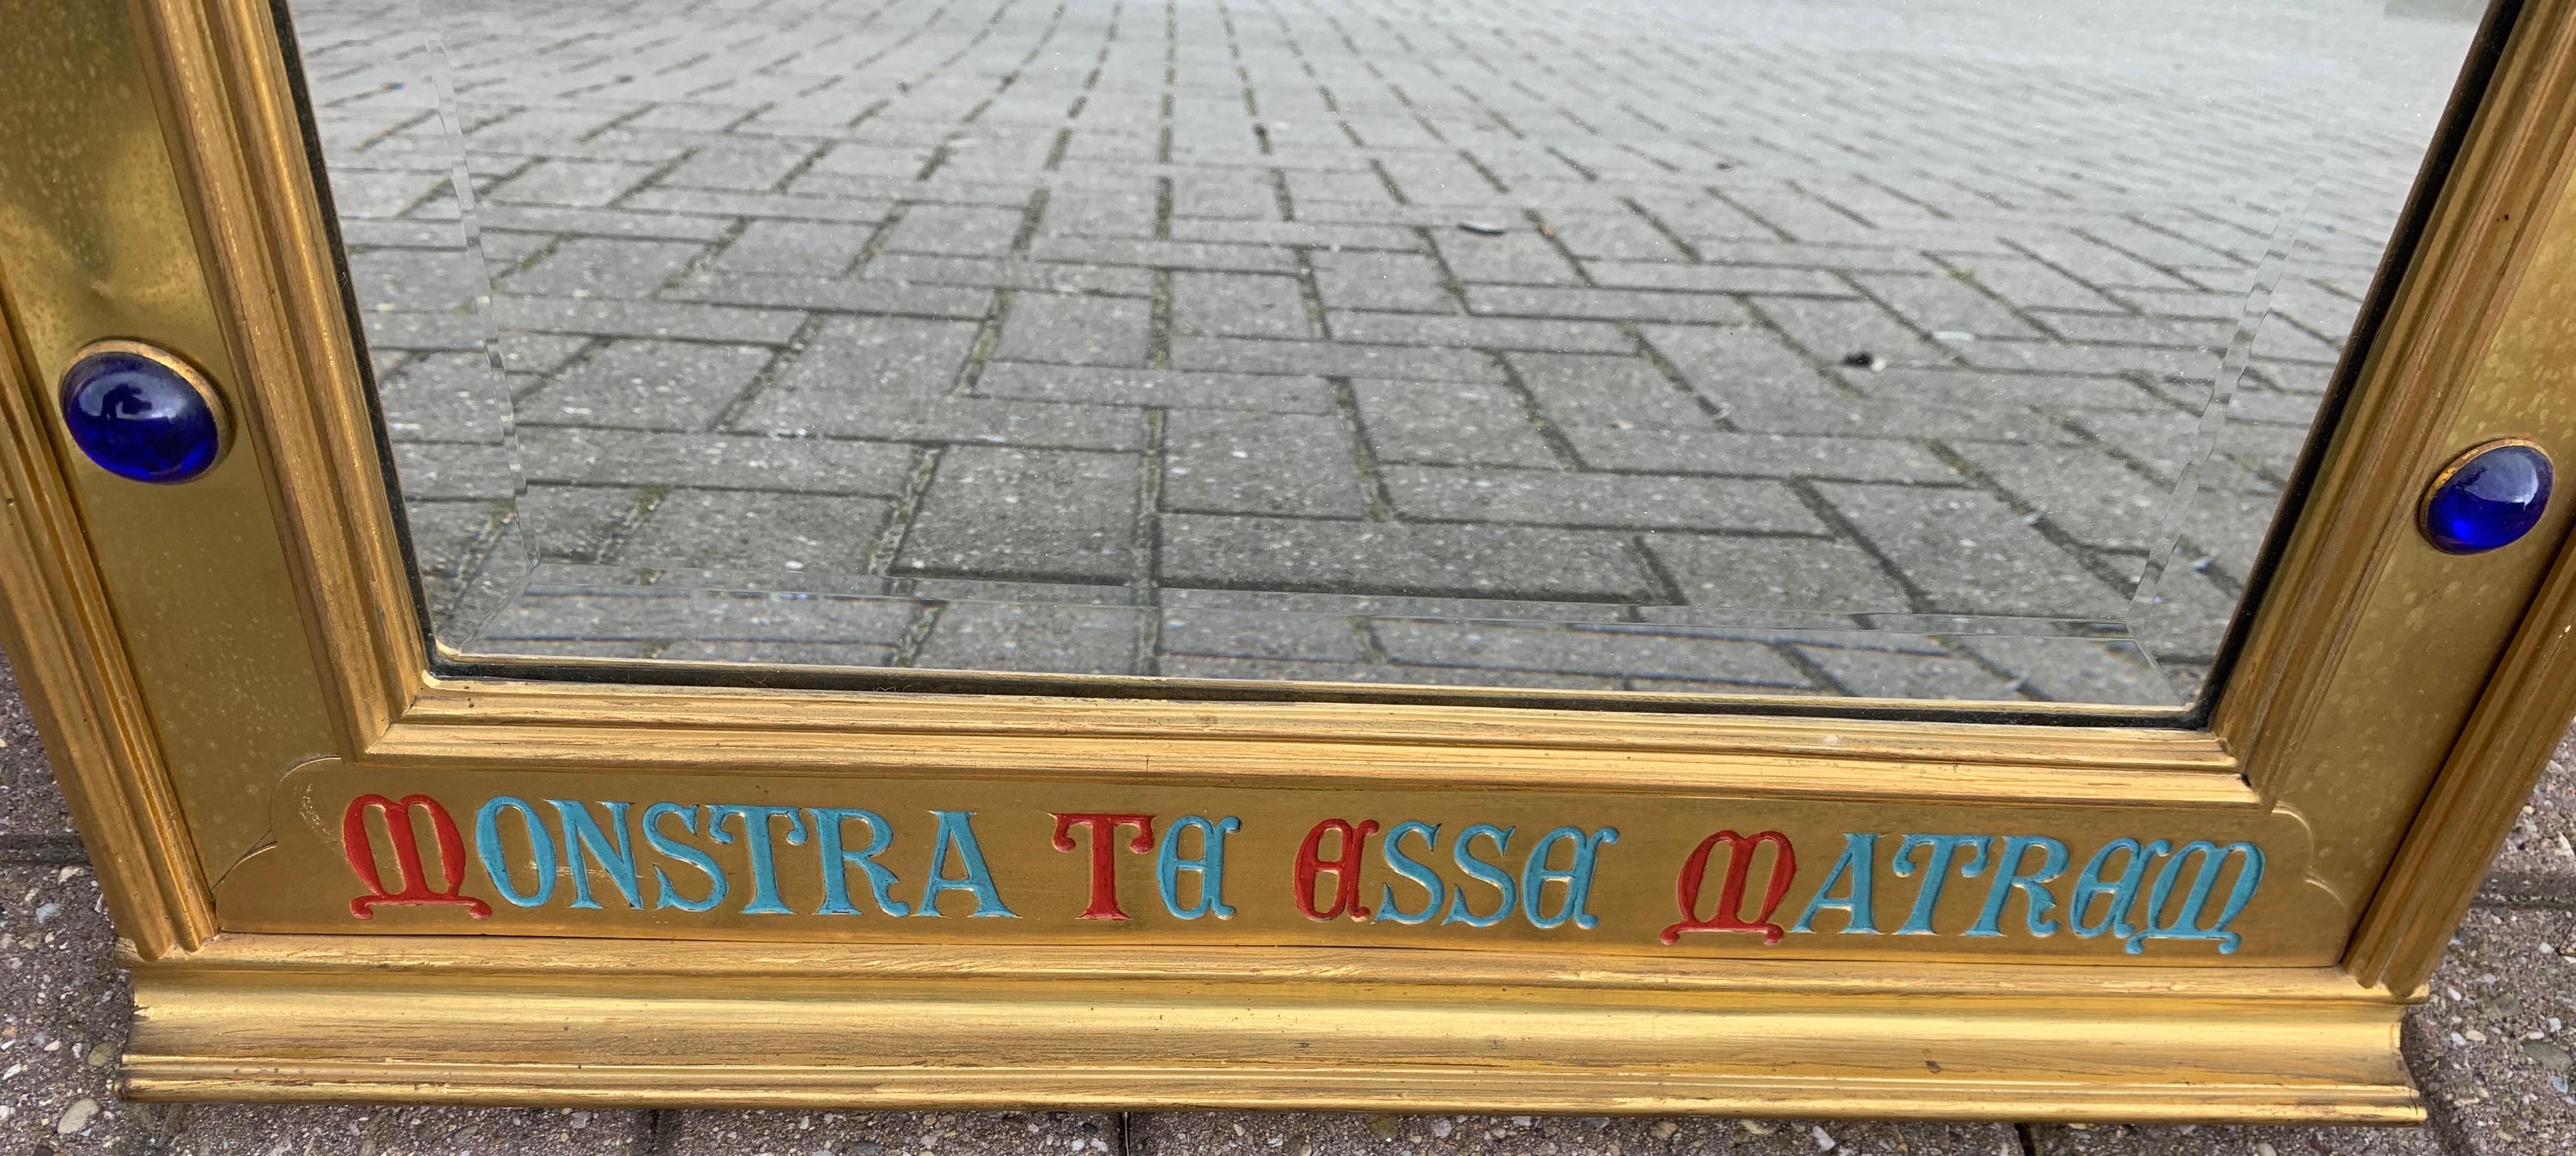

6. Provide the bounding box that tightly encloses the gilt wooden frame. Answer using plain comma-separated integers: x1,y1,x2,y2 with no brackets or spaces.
4,0,2576,1123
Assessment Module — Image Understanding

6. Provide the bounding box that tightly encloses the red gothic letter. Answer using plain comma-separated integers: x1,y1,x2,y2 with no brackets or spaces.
1293,818,1381,921
1661,829,1797,944
342,794,492,919
1050,813,1158,920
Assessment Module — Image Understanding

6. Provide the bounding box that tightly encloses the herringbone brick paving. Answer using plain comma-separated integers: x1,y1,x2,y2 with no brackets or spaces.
296,0,2469,705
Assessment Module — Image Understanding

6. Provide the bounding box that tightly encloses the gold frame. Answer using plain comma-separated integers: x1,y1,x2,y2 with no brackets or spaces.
3,0,2575,1123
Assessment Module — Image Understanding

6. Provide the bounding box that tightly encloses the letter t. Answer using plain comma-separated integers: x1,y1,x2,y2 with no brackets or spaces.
1051,813,1158,920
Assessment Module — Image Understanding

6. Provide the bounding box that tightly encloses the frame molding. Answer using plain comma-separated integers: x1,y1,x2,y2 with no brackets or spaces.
0,318,214,959
120,937,2420,1123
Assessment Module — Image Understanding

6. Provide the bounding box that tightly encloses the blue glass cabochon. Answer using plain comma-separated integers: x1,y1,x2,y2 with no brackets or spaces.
2423,442,2553,555
59,350,224,484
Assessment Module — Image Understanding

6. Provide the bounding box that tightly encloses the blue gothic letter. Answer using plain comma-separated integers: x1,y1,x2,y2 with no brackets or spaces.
709,804,808,914
1789,833,1881,934
2128,840,2264,955
548,799,641,910
642,802,726,913
1374,821,1445,925
2068,838,2160,940
1891,834,1988,935
809,807,910,917
1519,826,1620,930
1966,835,2068,937
1441,824,1517,929
1155,815,1241,920
917,810,1017,918
474,796,556,908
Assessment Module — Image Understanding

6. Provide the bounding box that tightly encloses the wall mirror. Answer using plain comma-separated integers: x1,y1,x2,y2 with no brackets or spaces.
3,0,2573,1123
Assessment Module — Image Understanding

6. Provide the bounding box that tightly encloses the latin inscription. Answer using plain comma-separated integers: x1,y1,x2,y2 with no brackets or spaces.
343,794,2264,954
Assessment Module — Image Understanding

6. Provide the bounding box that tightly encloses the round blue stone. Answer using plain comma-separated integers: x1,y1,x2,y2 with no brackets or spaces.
2423,442,2554,555
58,350,224,484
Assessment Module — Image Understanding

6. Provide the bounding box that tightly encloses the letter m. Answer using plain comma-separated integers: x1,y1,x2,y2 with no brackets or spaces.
343,794,493,919
1662,829,1798,945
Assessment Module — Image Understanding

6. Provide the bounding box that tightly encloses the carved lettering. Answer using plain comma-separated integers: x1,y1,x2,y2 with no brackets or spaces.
1662,829,1796,945
342,794,491,920
2128,840,2263,955
1052,812,1158,920
1154,815,1240,920
1294,818,1381,921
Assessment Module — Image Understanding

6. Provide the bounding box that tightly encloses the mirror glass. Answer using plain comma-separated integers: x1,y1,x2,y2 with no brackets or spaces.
288,0,2486,706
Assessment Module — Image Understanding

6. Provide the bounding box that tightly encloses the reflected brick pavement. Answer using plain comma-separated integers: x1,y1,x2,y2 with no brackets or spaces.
290,0,2476,702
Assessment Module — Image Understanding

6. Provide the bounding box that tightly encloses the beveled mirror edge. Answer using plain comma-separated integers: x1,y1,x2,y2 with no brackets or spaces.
430,638,2202,726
